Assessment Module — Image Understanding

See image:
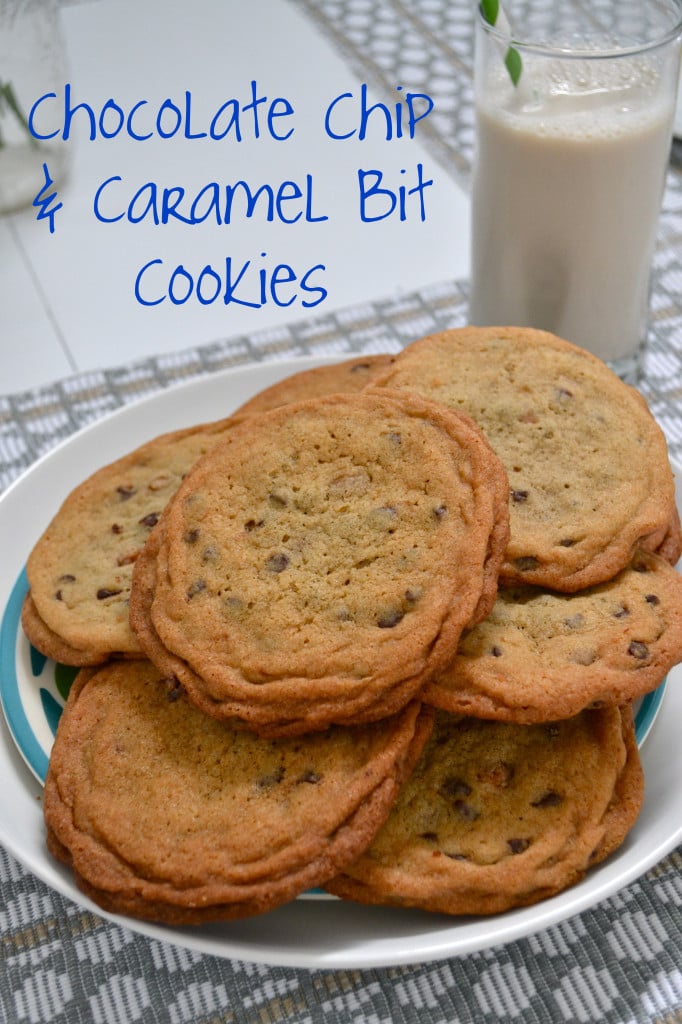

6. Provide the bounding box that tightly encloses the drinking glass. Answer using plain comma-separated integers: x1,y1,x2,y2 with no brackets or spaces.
0,0,69,215
469,0,682,382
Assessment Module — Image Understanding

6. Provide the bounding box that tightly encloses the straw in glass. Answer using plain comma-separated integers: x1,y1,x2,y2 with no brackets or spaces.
479,0,523,85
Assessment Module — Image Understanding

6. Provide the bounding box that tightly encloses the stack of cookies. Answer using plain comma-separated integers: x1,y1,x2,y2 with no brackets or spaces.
22,328,682,925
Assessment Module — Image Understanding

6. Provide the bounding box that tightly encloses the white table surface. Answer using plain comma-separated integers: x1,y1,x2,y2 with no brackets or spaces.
0,0,471,394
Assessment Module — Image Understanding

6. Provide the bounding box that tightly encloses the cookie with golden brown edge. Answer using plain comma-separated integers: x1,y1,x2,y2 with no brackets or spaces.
325,705,643,916
372,326,677,591
130,390,510,735
23,419,236,664
424,548,682,723
233,353,396,416
44,660,433,925
656,503,682,566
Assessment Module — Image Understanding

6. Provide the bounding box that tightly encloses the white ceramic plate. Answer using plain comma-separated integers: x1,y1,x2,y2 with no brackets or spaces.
0,355,681,970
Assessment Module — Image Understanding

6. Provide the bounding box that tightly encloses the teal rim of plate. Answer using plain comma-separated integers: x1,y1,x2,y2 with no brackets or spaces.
0,567,671,786
1,567,50,781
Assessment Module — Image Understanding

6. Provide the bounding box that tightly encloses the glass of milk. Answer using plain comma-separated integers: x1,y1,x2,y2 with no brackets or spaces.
469,0,682,382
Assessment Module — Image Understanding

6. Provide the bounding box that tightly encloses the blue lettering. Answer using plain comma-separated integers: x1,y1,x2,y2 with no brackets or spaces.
93,176,124,223
196,265,222,304
357,84,393,141
28,93,59,140
210,99,240,141
324,92,354,140
99,98,125,139
156,98,182,139
300,264,328,307
269,263,297,307
224,257,260,308
407,91,434,136
135,259,165,305
168,265,194,304
129,183,160,225
63,83,96,141
358,164,432,222
267,97,295,140
189,184,222,225
182,90,207,140
126,100,152,141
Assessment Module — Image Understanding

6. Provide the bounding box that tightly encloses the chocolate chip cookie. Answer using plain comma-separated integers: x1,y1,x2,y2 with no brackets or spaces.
24,419,236,663
233,354,396,416
372,327,677,591
130,390,510,734
44,660,433,924
424,548,682,722
325,705,643,915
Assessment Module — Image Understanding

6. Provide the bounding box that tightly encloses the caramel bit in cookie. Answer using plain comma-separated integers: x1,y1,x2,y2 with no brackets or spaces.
139,512,160,528
507,838,531,854
613,605,630,619
111,523,123,534
570,649,597,666
478,761,514,788
244,518,265,532
376,608,404,629
531,790,563,808
266,553,290,574
201,545,218,563
515,556,540,572
116,551,139,566
628,640,650,660
329,470,371,498
490,645,503,657
433,504,448,520
116,485,136,501
186,579,206,599
55,573,76,601
511,490,529,504
147,472,172,491
183,528,200,544
97,587,122,600
296,769,321,785
518,410,538,424
369,506,398,531
645,594,660,606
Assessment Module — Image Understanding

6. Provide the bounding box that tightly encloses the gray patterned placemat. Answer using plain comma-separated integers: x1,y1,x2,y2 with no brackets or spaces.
2,278,681,489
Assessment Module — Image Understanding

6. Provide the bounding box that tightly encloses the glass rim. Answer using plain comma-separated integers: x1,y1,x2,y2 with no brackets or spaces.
476,1,682,61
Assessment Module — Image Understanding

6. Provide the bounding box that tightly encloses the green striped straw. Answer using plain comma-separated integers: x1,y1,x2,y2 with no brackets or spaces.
479,0,523,85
